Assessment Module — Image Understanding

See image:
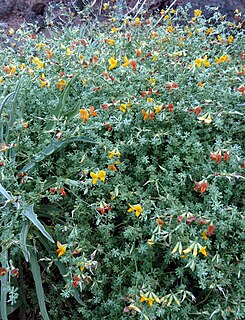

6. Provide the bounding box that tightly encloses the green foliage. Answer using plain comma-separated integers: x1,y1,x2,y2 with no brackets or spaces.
0,3,244,320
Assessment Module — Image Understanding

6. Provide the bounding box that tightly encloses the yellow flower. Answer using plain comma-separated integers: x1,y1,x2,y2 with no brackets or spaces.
128,204,143,218
0,77,3,83
147,296,154,307
167,26,173,33
194,9,202,17
56,241,66,257
140,292,149,303
107,39,115,45
197,112,212,124
111,27,117,32
66,48,71,56
119,103,131,112
135,17,141,26
108,148,121,158
227,35,233,43
10,64,16,74
90,170,106,185
149,78,156,85
8,28,14,36
147,239,154,246
202,231,208,240
103,3,109,10
194,58,202,68
198,81,204,87
122,56,131,67
79,109,89,122
33,57,44,70
154,105,162,113
56,79,67,91
183,242,195,255
194,56,210,68
205,27,213,35
164,14,170,20
36,43,46,49
203,55,210,67
217,35,222,42
108,56,117,70
40,74,50,88
199,246,207,256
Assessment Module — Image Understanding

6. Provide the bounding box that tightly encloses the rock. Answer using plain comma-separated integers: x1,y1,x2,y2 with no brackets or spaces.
32,2,46,15
0,0,16,18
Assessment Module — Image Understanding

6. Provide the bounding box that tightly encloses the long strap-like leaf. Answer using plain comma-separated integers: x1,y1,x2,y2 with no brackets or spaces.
0,183,54,243
29,248,50,320
20,136,96,173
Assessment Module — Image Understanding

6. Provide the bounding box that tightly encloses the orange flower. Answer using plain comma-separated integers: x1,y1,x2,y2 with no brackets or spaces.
58,188,66,197
56,241,66,257
189,106,203,116
73,275,80,288
93,55,99,63
80,109,89,122
89,106,98,117
108,164,117,171
46,49,53,58
194,181,209,193
0,267,8,276
236,85,245,96
130,59,137,71
210,152,222,163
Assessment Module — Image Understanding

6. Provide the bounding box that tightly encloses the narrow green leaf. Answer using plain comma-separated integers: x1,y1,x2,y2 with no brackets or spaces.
22,205,54,243
8,79,22,127
0,92,14,118
0,250,8,320
0,183,54,243
29,249,50,320
64,100,81,121
20,136,96,173
55,74,79,118
20,222,30,262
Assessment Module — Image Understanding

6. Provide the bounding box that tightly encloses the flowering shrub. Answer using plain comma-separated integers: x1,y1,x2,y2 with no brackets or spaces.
0,4,244,320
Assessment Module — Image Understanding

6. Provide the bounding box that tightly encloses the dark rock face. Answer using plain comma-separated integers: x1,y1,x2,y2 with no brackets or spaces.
0,0,16,18
0,0,244,30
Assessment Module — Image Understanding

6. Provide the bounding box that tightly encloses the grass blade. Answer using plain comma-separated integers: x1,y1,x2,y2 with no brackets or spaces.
29,248,50,320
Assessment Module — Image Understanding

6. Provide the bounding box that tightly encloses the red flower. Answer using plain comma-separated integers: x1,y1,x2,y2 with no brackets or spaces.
236,85,245,96
96,203,111,215
73,275,80,288
210,152,222,163
0,267,8,276
58,188,67,197
194,181,209,193
223,151,229,161
189,106,203,116
241,161,245,168
130,59,137,71
199,219,207,225
186,216,196,224
177,215,184,222
168,103,174,112
10,268,19,278
207,225,216,236
50,188,56,194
